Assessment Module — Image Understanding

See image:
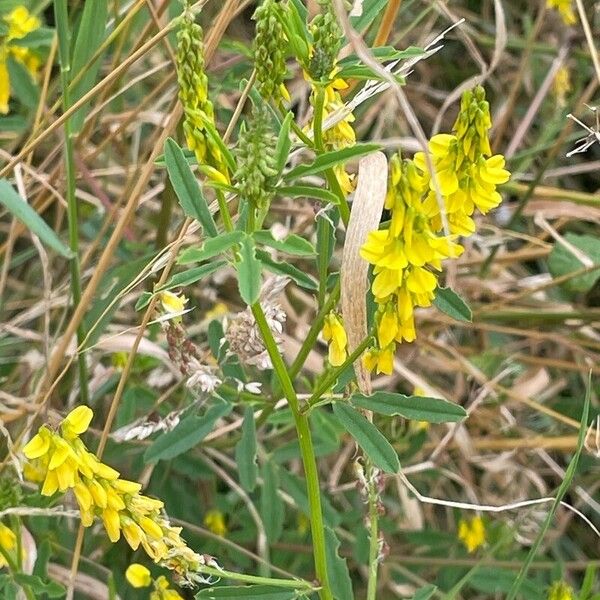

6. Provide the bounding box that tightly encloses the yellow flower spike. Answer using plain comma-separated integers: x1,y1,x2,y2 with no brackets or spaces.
458,515,486,553
126,563,152,588
23,427,52,459
203,509,228,537
61,405,93,438
322,313,348,367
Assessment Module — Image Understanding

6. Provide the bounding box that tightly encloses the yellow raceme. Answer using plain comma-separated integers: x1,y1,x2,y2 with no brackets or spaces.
23,407,208,583
360,87,510,374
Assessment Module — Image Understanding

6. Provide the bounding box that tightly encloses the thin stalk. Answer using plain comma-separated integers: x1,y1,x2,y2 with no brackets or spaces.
197,565,316,590
366,471,380,600
54,0,89,404
251,303,333,600
216,188,234,232
0,543,35,600
303,333,372,413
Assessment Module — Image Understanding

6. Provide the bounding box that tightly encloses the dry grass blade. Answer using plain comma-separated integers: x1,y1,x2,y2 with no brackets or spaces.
341,151,388,394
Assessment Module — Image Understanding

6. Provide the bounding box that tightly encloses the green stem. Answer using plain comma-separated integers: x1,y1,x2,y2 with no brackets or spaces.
216,188,234,232
0,542,36,600
303,333,373,413
198,565,316,590
251,303,333,600
366,470,380,600
313,86,326,153
54,0,89,404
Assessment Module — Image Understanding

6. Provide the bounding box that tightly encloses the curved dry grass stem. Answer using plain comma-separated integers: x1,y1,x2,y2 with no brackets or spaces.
341,152,388,395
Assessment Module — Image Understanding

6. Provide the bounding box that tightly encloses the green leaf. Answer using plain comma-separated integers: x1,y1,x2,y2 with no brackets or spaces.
411,585,438,600
236,236,262,305
10,27,54,47
434,286,472,322
196,586,297,599
165,138,219,237
332,403,400,473
144,402,232,463
253,230,316,256
178,231,244,264
135,291,153,311
0,179,73,258
350,391,467,423
325,528,353,600
71,0,108,132
159,260,226,291
547,233,600,293
275,112,293,177
350,0,391,29
260,460,285,543
6,57,38,109
257,250,318,290
235,407,258,492
276,184,339,204
13,574,65,598
284,143,381,181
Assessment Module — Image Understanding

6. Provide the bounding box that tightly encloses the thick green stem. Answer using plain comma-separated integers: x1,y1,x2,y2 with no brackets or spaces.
54,0,89,404
251,303,333,600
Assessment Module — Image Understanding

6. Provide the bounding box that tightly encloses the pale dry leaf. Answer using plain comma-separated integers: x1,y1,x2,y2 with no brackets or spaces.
341,151,388,394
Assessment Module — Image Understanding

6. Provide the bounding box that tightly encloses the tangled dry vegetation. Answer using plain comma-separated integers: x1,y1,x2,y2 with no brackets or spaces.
1,0,600,599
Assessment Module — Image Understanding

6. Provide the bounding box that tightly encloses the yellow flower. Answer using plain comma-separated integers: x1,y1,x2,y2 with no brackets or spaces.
0,522,16,567
458,515,486,553
553,66,571,108
126,563,152,588
322,313,348,367
547,581,575,600
203,509,228,537
547,0,576,25
152,576,184,600
4,6,40,39
0,6,41,114
159,291,188,316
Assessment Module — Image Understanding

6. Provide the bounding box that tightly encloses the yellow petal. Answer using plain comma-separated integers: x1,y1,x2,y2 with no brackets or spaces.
102,508,121,543
125,563,152,588
23,429,51,459
62,405,93,437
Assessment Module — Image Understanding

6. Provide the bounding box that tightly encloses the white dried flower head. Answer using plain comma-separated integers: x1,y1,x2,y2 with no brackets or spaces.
224,277,288,370
186,358,222,393
111,410,182,442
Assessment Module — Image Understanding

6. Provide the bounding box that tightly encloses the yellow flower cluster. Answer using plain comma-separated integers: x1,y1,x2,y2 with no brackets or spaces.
457,515,486,553
1,6,41,114
547,0,576,25
126,564,184,599
23,407,209,584
361,86,510,374
0,522,17,568
322,312,348,367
